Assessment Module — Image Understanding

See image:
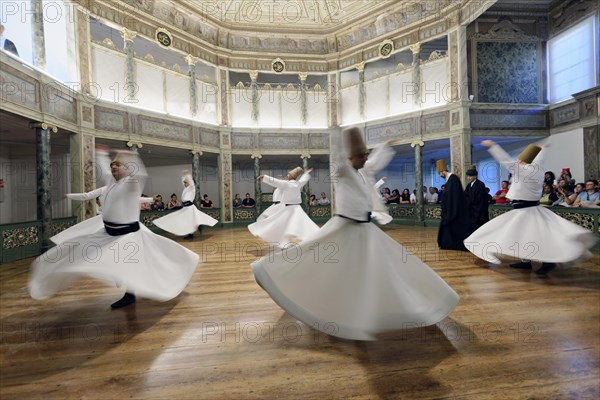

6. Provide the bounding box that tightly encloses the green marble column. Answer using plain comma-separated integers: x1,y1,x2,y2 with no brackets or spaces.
252,154,261,215
35,123,57,250
192,151,201,208
412,140,424,224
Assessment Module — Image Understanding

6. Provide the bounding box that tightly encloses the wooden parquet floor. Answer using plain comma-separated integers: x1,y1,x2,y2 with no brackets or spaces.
1,225,599,399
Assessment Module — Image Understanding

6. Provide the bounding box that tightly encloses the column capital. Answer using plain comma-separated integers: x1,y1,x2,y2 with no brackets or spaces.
409,42,421,55
121,28,137,43
126,141,143,149
190,149,203,156
355,62,365,72
251,152,262,159
300,152,311,159
30,122,58,132
249,70,259,81
410,140,424,148
298,72,308,81
185,54,200,66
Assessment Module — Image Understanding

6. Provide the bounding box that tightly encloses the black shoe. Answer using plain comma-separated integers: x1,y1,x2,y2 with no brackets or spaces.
535,263,556,275
184,234,194,240
111,293,136,309
510,261,532,269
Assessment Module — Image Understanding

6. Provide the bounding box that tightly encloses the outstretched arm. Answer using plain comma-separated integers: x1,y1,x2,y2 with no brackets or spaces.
66,186,107,201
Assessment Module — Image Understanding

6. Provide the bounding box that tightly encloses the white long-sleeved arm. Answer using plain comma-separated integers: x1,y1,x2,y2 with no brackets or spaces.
363,143,395,176
262,175,296,190
66,186,107,201
488,144,516,171
296,173,311,189
374,179,385,190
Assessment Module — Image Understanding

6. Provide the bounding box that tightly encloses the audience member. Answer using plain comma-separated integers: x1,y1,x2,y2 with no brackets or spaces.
387,189,400,204
233,193,243,208
151,194,165,210
200,194,213,208
493,180,510,204
318,192,330,205
400,188,411,204
242,193,256,208
573,179,600,208
539,183,559,206
308,194,318,206
166,193,181,209
425,187,438,204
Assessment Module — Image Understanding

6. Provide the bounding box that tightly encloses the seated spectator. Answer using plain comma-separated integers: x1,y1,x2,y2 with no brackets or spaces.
544,171,556,188
539,183,559,206
553,180,575,207
486,187,494,204
140,194,152,211
308,194,318,206
438,184,446,204
233,193,243,208
493,180,510,204
560,168,575,186
318,192,330,205
387,189,400,204
573,179,600,208
424,187,438,204
166,193,181,209
381,187,391,203
152,194,165,210
400,188,411,204
200,194,213,208
241,193,256,208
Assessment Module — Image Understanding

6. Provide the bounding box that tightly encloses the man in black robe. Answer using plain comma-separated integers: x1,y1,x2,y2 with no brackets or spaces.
436,160,470,251
464,165,489,234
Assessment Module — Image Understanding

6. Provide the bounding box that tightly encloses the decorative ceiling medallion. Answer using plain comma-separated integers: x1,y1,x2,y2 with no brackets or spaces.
379,39,394,59
155,28,173,48
272,58,286,74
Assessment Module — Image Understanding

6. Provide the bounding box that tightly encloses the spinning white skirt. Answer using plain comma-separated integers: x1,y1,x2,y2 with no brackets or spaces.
51,215,103,244
30,223,200,301
252,216,459,340
248,205,319,247
153,206,218,236
464,206,596,265
256,203,285,222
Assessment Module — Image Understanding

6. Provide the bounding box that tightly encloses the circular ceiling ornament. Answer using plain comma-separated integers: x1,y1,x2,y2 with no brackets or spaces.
155,28,173,48
272,58,286,74
379,39,394,59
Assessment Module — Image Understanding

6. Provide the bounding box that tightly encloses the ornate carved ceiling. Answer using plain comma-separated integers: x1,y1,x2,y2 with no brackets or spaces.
79,0,567,73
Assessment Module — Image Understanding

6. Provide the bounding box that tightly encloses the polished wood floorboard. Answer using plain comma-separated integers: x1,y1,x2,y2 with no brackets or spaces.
1,226,599,399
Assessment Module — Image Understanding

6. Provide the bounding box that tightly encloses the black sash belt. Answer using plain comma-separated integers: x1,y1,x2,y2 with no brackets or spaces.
512,200,539,209
286,203,301,206
272,201,281,204
182,201,193,207
104,220,140,236
335,212,372,223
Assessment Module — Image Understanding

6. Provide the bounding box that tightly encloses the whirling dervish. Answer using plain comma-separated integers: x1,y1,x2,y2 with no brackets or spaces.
153,170,218,239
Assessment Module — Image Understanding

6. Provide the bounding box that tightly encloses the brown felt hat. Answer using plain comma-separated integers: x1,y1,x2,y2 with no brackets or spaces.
436,160,447,174
288,167,303,180
344,127,368,157
518,144,542,164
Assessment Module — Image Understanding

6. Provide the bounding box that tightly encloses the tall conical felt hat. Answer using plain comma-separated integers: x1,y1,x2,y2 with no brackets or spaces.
288,167,303,180
466,165,478,176
518,144,542,164
344,127,367,157
436,160,447,174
